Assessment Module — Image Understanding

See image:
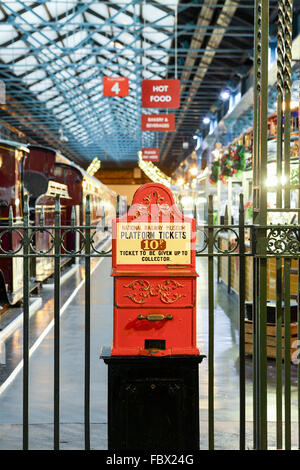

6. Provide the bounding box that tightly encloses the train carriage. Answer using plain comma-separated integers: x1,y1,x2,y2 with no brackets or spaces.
0,139,124,307
0,139,28,304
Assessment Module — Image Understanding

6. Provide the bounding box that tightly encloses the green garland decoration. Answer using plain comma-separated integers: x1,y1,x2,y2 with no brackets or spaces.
209,159,220,184
219,145,246,183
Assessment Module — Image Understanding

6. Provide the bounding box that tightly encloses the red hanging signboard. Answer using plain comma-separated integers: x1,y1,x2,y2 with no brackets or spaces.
141,114,175,132
142,79,180,109
103,77,129,97
141,148,160,162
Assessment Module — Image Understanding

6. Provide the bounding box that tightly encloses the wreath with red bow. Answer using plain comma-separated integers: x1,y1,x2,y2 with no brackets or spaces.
219,145,246,183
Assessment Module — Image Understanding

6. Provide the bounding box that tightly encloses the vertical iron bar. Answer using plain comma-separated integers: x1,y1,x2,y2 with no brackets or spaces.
116,194,120,219
239,194,246,450
255,0,269,450
208,194,214,450
284,258,291,449
22,196,29,450
276,0,285,449
283,0,293,450
252,237,258,449
54,195,61,450
252,0,261,448
276,256,283,449
224,206,231,294
85,196,91,450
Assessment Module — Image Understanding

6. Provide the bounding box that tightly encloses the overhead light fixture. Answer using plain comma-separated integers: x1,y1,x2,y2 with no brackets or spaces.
189,167,198,177
59,128,68,142
220,89,231,101
86,157,101,176
203,117,210,125
193,135,201,150
114,41,123,49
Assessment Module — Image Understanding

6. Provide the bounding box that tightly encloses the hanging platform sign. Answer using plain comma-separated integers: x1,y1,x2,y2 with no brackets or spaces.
103,77,129,97
142,79,180,108
141,148,160,162
141,114,175,132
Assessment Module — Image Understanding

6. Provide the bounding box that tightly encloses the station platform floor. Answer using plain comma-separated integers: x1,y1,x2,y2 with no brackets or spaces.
0,257,299,450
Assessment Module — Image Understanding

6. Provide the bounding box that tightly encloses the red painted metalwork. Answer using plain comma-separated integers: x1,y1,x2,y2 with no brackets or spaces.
111,182,199,356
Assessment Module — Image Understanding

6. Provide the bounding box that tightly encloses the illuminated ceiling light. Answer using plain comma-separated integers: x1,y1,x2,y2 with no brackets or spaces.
203,116,210,125
189,166,198,177
86,157,101,176
177,178,184,186
138,151,171,187
193,134,201,150
220,89,231,101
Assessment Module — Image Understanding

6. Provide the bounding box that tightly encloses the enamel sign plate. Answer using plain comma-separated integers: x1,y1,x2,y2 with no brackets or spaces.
103,77,129,97
142,79,180,108
141,148,159,162
116,221,191,265
141,114,175,132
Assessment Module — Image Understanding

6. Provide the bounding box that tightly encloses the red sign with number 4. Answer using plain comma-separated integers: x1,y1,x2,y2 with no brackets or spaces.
103,77,129,97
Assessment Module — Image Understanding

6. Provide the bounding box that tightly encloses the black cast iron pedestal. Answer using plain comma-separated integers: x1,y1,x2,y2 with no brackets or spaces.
101,349,205,450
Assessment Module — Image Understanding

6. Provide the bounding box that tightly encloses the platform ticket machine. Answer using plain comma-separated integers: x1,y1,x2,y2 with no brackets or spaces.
102,183,203,450
111,182,199,356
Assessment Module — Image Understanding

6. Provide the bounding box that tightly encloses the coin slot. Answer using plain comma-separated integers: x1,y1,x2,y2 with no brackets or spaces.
145,339,166,350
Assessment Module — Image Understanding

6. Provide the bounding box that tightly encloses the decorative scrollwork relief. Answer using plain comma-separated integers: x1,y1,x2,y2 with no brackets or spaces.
196,229,208,254
267,227,300,255
123,279,186,304
134,190,175,219
214,228,240,253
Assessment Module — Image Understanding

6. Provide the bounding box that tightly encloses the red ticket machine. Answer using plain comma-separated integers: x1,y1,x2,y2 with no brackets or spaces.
111,182,199,356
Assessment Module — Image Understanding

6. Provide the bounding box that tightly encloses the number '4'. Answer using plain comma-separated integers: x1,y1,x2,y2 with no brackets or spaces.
111,82,120,95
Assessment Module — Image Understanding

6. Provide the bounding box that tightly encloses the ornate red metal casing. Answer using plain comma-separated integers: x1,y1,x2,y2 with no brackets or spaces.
111,182,199,356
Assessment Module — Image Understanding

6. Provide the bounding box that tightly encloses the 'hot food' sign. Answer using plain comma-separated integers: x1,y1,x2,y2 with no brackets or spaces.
142,79,180,109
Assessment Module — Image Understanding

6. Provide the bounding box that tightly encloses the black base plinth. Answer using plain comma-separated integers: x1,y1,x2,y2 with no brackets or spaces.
101,349,205,451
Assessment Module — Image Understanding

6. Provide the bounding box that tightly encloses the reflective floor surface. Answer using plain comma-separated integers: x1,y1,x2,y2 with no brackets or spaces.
0,257,298,449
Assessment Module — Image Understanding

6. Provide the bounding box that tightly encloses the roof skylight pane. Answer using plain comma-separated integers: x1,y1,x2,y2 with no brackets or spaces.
30,78,54,93
31,29,58,46
12,56,39,76
2,1,24,15
110,9,133,25
144,28,169,45
46,1,77,19
4,39,27,63
88,4,109,19
37,90,59,102
24,69,47,83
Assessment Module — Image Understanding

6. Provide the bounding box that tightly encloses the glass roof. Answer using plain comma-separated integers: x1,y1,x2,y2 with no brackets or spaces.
0,0,179,162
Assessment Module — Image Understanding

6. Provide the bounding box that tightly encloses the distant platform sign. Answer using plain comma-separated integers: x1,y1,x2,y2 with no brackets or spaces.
141,148,159,162
103,77,129,97
141,114,175,132
116,221,191,265
142,79,180,108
